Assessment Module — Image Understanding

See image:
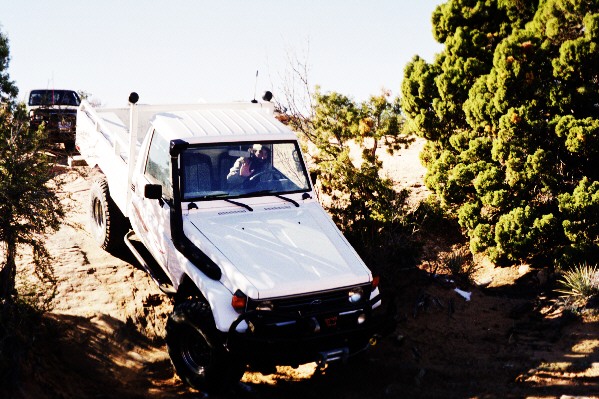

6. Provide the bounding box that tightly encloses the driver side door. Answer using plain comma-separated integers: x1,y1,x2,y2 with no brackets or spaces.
130,130,172,271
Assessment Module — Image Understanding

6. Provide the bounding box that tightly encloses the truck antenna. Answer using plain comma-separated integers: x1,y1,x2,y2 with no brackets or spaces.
251,70,259,103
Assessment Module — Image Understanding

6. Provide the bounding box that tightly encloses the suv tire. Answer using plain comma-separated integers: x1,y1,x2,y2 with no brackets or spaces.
166,300,245,392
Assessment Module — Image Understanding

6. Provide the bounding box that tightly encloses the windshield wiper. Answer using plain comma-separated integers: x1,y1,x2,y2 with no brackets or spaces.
243,190,300,207
275,194,299,207
242,190,300,207
224,199,253,212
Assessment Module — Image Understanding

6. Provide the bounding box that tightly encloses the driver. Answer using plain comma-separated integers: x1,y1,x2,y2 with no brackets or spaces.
227,144,271,187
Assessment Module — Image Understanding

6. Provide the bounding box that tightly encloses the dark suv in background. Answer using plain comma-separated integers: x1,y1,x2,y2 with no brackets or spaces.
27,89,81,151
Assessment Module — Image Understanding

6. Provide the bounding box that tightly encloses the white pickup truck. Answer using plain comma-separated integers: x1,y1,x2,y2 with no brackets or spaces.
75,93,391,392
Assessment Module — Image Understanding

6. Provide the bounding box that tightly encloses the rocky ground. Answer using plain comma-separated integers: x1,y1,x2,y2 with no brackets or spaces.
5,141,599,399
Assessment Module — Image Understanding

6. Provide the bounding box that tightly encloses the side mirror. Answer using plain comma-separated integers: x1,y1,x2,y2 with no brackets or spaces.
144,184,162,199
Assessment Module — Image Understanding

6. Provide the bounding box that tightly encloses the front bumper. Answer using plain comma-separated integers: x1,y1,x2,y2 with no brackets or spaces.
223,296,395,368
29,109,77,143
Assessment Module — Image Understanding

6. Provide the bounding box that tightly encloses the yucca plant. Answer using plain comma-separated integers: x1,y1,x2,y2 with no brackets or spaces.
442,247,474,284
556,263,599,304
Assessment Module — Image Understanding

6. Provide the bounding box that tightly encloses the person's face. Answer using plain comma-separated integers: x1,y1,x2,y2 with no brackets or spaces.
255,148,268,159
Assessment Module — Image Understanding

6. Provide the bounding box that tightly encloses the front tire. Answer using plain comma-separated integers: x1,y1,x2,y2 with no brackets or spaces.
166,301,244,392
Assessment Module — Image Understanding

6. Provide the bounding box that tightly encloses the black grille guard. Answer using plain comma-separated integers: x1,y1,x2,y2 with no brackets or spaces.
227,293,384,337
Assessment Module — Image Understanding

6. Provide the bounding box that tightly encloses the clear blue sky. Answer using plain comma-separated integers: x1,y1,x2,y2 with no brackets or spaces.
1,1,444,107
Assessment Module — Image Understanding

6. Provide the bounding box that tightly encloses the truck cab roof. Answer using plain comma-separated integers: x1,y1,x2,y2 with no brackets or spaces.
83,101,296,154
151,105,296,144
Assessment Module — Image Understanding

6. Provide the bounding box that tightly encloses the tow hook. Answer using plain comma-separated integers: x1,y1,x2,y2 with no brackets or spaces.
369,334,381,347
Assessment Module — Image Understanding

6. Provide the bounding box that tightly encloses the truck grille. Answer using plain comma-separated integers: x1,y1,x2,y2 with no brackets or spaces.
247,285,371,315
30,109,77,134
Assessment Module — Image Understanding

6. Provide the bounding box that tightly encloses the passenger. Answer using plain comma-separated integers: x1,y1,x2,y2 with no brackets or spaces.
227,144,271,187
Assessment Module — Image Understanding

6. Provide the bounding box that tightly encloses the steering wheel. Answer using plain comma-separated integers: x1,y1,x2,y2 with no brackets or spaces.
245,169,289,189
248,170,272,182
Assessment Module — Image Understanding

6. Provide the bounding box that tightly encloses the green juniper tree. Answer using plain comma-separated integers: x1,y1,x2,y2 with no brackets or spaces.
0,30,17,105
307,89,414,265
402,0,599,266
0,29,64,301
278,52,420,270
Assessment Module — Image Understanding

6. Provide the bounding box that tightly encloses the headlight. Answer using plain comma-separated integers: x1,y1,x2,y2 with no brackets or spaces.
348,287,363,303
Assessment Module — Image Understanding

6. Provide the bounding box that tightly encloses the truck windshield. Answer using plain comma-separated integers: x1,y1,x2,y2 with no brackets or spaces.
180,141,311,201
28,90,81,106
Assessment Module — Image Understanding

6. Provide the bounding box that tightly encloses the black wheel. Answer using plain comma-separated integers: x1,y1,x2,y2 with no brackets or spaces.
166,300,245,392
89,177,125,252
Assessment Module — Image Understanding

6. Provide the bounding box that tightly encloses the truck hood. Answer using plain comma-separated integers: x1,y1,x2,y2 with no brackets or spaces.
184,202,371,299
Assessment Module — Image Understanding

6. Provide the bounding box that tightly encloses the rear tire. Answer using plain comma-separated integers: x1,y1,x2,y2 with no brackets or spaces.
166,300,245,392
89,178,125,252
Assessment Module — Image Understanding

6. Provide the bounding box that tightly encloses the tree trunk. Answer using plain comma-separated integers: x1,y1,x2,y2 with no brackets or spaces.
0,242,17,300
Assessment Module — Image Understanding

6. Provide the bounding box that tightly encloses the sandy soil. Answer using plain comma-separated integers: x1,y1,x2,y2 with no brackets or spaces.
7,142,599,399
